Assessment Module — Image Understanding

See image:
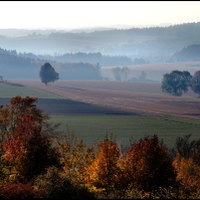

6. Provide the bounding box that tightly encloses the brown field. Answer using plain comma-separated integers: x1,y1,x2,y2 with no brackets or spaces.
9,79,200,120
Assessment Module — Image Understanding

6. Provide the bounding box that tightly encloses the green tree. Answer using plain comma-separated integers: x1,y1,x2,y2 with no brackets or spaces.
190,70,200,96
161,70,192,96
39,62,59,85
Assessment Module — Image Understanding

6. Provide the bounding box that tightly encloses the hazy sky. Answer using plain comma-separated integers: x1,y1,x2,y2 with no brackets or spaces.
1,1,200,30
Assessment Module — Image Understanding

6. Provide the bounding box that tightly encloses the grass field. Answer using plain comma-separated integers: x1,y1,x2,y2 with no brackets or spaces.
50,115,200,149
0,82,61,99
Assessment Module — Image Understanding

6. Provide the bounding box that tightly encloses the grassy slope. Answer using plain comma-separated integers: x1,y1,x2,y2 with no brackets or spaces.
50,115,200,149
0,83,61,99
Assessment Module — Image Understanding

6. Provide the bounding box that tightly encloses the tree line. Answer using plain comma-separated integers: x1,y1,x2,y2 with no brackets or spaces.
39,62,102,83
43,22,200,40
39,63,150,84
0,96,199,199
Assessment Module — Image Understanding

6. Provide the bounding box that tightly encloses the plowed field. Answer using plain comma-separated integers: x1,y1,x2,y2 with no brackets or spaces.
9,79,200,120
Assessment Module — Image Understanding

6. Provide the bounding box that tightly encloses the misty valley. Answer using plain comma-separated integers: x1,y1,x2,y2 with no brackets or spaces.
1,22,200,199
0,22,200,82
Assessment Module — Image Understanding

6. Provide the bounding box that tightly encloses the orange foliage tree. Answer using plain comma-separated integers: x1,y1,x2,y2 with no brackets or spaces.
0,96,61,183
173,153,200,198
86,135,121,197
120,134,176,198
3,114,60,183
0,96,49,143
55,129,96,184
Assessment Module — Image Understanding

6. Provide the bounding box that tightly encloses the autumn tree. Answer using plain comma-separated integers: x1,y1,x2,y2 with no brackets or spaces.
0,96,60,143
39,62,59,85
2,114,60,183
86,134,121,198
0,96,49,143
0,182,39,199
55,128,96,185
120,135,176,198
0,96,61,183
173,153,200,198
33,166,97,199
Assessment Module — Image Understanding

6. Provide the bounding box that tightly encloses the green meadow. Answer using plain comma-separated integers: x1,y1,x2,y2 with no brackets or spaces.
0,83,61,99
1,82,200,150
50,115,200,149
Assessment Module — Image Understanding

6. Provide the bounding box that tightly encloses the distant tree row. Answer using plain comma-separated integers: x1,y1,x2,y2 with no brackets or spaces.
20,51,135,66
39,62,102,84
161,70,200,96
0,46,149,69
48,22,200,39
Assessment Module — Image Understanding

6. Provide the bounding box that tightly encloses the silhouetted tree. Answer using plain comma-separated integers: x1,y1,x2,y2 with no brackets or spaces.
161,70,192,96
190,70,200,96
170,134,200,164
39,63,59,85
111,66,130,81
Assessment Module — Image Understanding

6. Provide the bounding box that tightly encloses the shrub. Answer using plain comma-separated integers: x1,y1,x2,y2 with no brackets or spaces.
0,182,40,199
34,166,97,199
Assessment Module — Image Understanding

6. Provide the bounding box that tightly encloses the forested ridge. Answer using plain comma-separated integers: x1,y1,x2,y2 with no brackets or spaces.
0,22,200,63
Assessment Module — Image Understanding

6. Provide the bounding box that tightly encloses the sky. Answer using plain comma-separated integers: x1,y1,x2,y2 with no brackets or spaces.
0,1,200,30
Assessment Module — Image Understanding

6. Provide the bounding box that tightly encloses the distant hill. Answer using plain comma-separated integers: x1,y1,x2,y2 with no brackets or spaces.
167,44,200,62
0,22,200,64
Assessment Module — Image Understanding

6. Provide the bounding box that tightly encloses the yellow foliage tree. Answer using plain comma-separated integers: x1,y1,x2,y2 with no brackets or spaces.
55,129,96,185
173,153,200,198
86,135,121,197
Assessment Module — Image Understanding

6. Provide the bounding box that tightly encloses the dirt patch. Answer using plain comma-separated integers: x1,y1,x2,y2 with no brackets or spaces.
8,79,200,120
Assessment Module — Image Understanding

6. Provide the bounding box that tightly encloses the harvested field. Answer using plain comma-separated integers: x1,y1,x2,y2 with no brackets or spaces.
9,79,200,120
